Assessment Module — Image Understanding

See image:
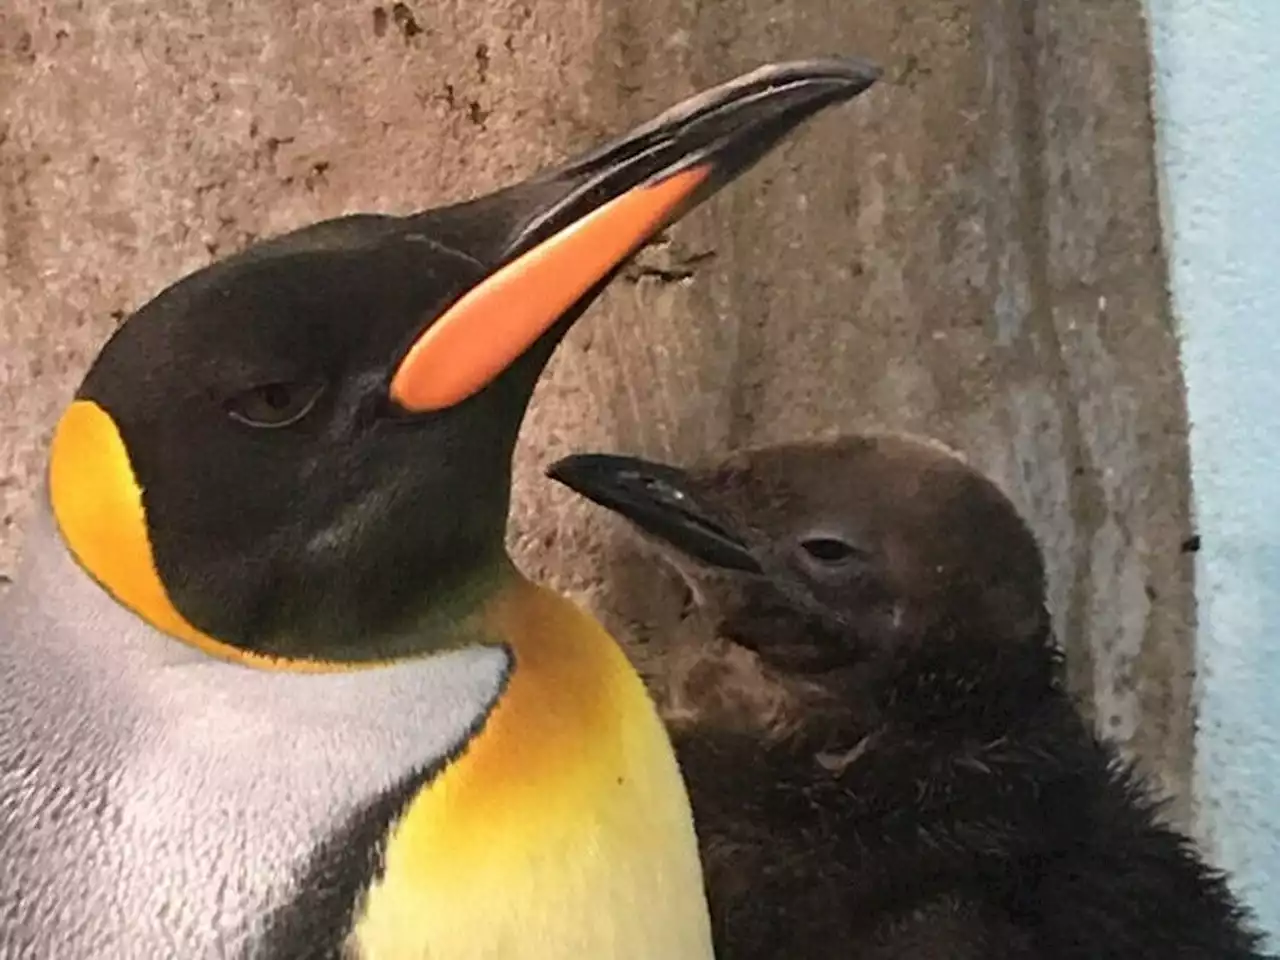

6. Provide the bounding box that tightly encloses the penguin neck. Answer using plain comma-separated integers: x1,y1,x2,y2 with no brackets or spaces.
353,570,716,960
444,571,657,823
377,550,520,657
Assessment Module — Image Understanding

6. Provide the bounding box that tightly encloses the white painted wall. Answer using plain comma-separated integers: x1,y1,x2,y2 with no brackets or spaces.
1146,0,1280,942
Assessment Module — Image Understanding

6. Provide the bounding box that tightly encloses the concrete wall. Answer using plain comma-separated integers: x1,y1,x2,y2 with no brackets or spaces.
1,0,1195,819
1147,0,1280,939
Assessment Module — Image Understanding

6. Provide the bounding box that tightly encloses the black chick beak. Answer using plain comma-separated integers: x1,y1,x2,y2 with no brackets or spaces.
547,452,764,574
388,56,881,414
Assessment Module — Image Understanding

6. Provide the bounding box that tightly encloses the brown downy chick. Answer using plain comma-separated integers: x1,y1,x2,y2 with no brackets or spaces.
548,434,1272,960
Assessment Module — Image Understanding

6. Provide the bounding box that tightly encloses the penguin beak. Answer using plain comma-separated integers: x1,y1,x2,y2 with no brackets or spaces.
547,452,764,574
388,56,881,414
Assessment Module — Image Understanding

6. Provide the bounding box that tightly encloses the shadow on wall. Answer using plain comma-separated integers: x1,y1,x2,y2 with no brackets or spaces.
1147,0,1280,943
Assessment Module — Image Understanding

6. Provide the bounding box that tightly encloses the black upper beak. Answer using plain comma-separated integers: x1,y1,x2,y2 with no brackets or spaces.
509,56,883,256
388,56,881,414
547,452,764,574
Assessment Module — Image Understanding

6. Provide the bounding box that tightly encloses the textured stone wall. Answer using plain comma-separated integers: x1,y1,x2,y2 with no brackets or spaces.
0,2,1194,818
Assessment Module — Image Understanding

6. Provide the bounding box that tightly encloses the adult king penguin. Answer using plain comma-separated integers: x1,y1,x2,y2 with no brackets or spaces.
0,59,881,959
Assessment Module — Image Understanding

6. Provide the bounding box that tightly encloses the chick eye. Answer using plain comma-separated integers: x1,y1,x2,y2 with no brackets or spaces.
224,381,325,429
798,536,865,567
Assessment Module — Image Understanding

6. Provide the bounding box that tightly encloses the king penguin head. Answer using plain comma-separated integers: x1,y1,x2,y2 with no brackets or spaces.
46,58,880,668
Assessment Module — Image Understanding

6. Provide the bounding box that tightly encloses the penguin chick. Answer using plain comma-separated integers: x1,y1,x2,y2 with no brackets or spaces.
548,434,1273,960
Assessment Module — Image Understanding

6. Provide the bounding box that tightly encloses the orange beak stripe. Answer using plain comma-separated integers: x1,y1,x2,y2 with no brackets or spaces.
389,164,712,413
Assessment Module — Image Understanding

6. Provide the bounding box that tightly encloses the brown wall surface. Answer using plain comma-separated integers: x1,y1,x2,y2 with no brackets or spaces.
0,2,1195,819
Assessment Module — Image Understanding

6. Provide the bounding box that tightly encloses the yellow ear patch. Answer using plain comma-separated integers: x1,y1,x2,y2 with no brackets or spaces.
47,399,337,673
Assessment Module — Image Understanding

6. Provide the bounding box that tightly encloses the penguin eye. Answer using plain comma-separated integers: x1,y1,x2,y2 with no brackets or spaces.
224,381,325,429
797,536,866,568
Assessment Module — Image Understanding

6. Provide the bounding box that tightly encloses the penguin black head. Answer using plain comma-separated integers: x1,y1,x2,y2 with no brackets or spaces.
547,434,1050,679
47,59,881,666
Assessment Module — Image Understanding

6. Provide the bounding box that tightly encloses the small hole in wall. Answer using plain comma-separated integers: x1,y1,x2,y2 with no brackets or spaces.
678,582,696,620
